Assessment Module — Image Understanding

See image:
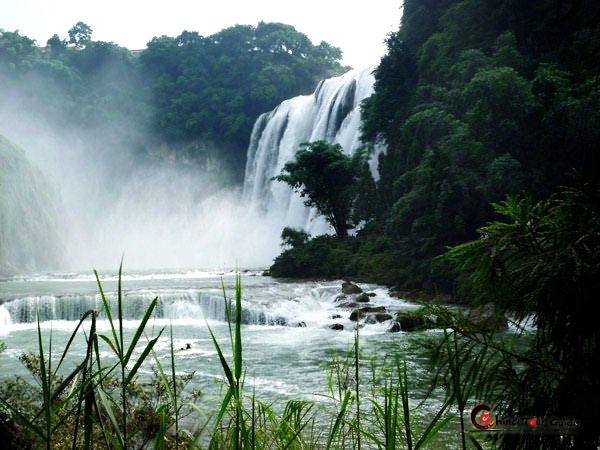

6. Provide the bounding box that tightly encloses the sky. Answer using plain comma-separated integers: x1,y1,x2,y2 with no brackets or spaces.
1,0,403,68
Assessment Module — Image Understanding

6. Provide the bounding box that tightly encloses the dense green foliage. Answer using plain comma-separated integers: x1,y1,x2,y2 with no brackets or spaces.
140,23,345,168
272,0,600,290
273,141,366,238
0,22,344,173
428,181,600,448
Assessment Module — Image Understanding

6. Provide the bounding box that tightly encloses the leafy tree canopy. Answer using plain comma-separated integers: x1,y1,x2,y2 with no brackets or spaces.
273,141,365,238
0,22,344,176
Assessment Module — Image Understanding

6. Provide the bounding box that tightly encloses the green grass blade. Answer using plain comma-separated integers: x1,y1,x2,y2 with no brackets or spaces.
84,382,94,449
96,386,124,449
123,296,158,367
153,406,168,450
98,334,119,357
415,415,453,450
399,359,412,450
53,310,93,376
215,387,234,428
326,390,352,450
36,309,52,447
206,322,236,395
50,359,87,403
354,325,361,450
94,269,121,357
234,273,242,381
124,327,164,386
170,325,179,448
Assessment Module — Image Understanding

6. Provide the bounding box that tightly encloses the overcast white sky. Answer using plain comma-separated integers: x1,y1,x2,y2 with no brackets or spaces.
2,0,403,68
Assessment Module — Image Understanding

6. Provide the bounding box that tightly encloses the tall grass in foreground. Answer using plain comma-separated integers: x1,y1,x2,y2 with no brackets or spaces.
0,265,461,449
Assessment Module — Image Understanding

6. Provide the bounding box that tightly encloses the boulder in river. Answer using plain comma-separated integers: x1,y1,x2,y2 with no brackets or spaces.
375,313,393,323
349,309,364,321
329,323,344,331
342,281,363,295
394,310,437,331
297,321,307,327
356,293,370,303
388,322,401,332
350,306,387,321
330,314,342,319
364,313,392,324
337,301,359,309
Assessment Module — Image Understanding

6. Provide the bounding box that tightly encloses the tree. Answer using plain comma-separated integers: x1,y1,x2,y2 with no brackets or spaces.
273,141,363,238
444,180,600,448
280,227,310,248
46,34,66,56
68,22,92,48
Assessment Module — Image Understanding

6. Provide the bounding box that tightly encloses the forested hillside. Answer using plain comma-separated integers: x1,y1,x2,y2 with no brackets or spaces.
0,22,345,175
271,0,600,293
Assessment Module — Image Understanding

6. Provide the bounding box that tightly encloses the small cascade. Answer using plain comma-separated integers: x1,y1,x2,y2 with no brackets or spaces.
0,290,290,327
0,305,12,330
242,67,381,235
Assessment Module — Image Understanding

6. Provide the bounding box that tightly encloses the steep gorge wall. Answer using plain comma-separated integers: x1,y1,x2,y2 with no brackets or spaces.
0,135,63,275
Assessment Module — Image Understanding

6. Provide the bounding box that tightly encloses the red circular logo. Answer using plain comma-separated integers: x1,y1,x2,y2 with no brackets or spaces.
530,418,537,427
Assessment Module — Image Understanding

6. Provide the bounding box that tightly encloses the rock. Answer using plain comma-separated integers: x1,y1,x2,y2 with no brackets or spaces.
330,314,342,319
356,293,370,303
350,306,387,321
334,295,347,303
467,303,508,331
262,270,271,276
349,309,364,321
342,281,363,295
388,322,401,332
367,292,376,297
337,301,359,309
395,310,437,331
297,321,307,327
375,313,393,323
364,313,391,324
329,323,344,331
361,306,386,314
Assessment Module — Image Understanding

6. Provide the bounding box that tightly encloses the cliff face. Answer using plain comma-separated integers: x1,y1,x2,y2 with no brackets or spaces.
0,135,63,275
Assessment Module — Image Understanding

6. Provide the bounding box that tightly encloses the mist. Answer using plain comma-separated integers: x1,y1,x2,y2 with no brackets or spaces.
0,77,284,272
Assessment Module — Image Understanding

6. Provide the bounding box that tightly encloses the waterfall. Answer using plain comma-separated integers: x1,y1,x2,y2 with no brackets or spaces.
0,290,289,327
242,67,381,235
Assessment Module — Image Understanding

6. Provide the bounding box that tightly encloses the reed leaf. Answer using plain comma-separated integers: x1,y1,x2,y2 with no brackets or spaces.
124,328,164,386
326,390,352,450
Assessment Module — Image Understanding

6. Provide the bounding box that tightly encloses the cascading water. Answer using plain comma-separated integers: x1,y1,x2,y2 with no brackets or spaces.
242,67,382,235
0,289,287,327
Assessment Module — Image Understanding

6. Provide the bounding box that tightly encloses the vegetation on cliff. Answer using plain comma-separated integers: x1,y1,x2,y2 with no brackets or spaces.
0,135,63,275
0,22,345,175
270,0,600,292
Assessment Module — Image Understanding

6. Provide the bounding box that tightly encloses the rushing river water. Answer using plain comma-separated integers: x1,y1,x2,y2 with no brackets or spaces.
0,270,433,398
0,269,462,446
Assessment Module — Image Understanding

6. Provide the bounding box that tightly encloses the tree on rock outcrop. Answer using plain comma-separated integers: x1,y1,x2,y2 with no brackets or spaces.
273,141,364,238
